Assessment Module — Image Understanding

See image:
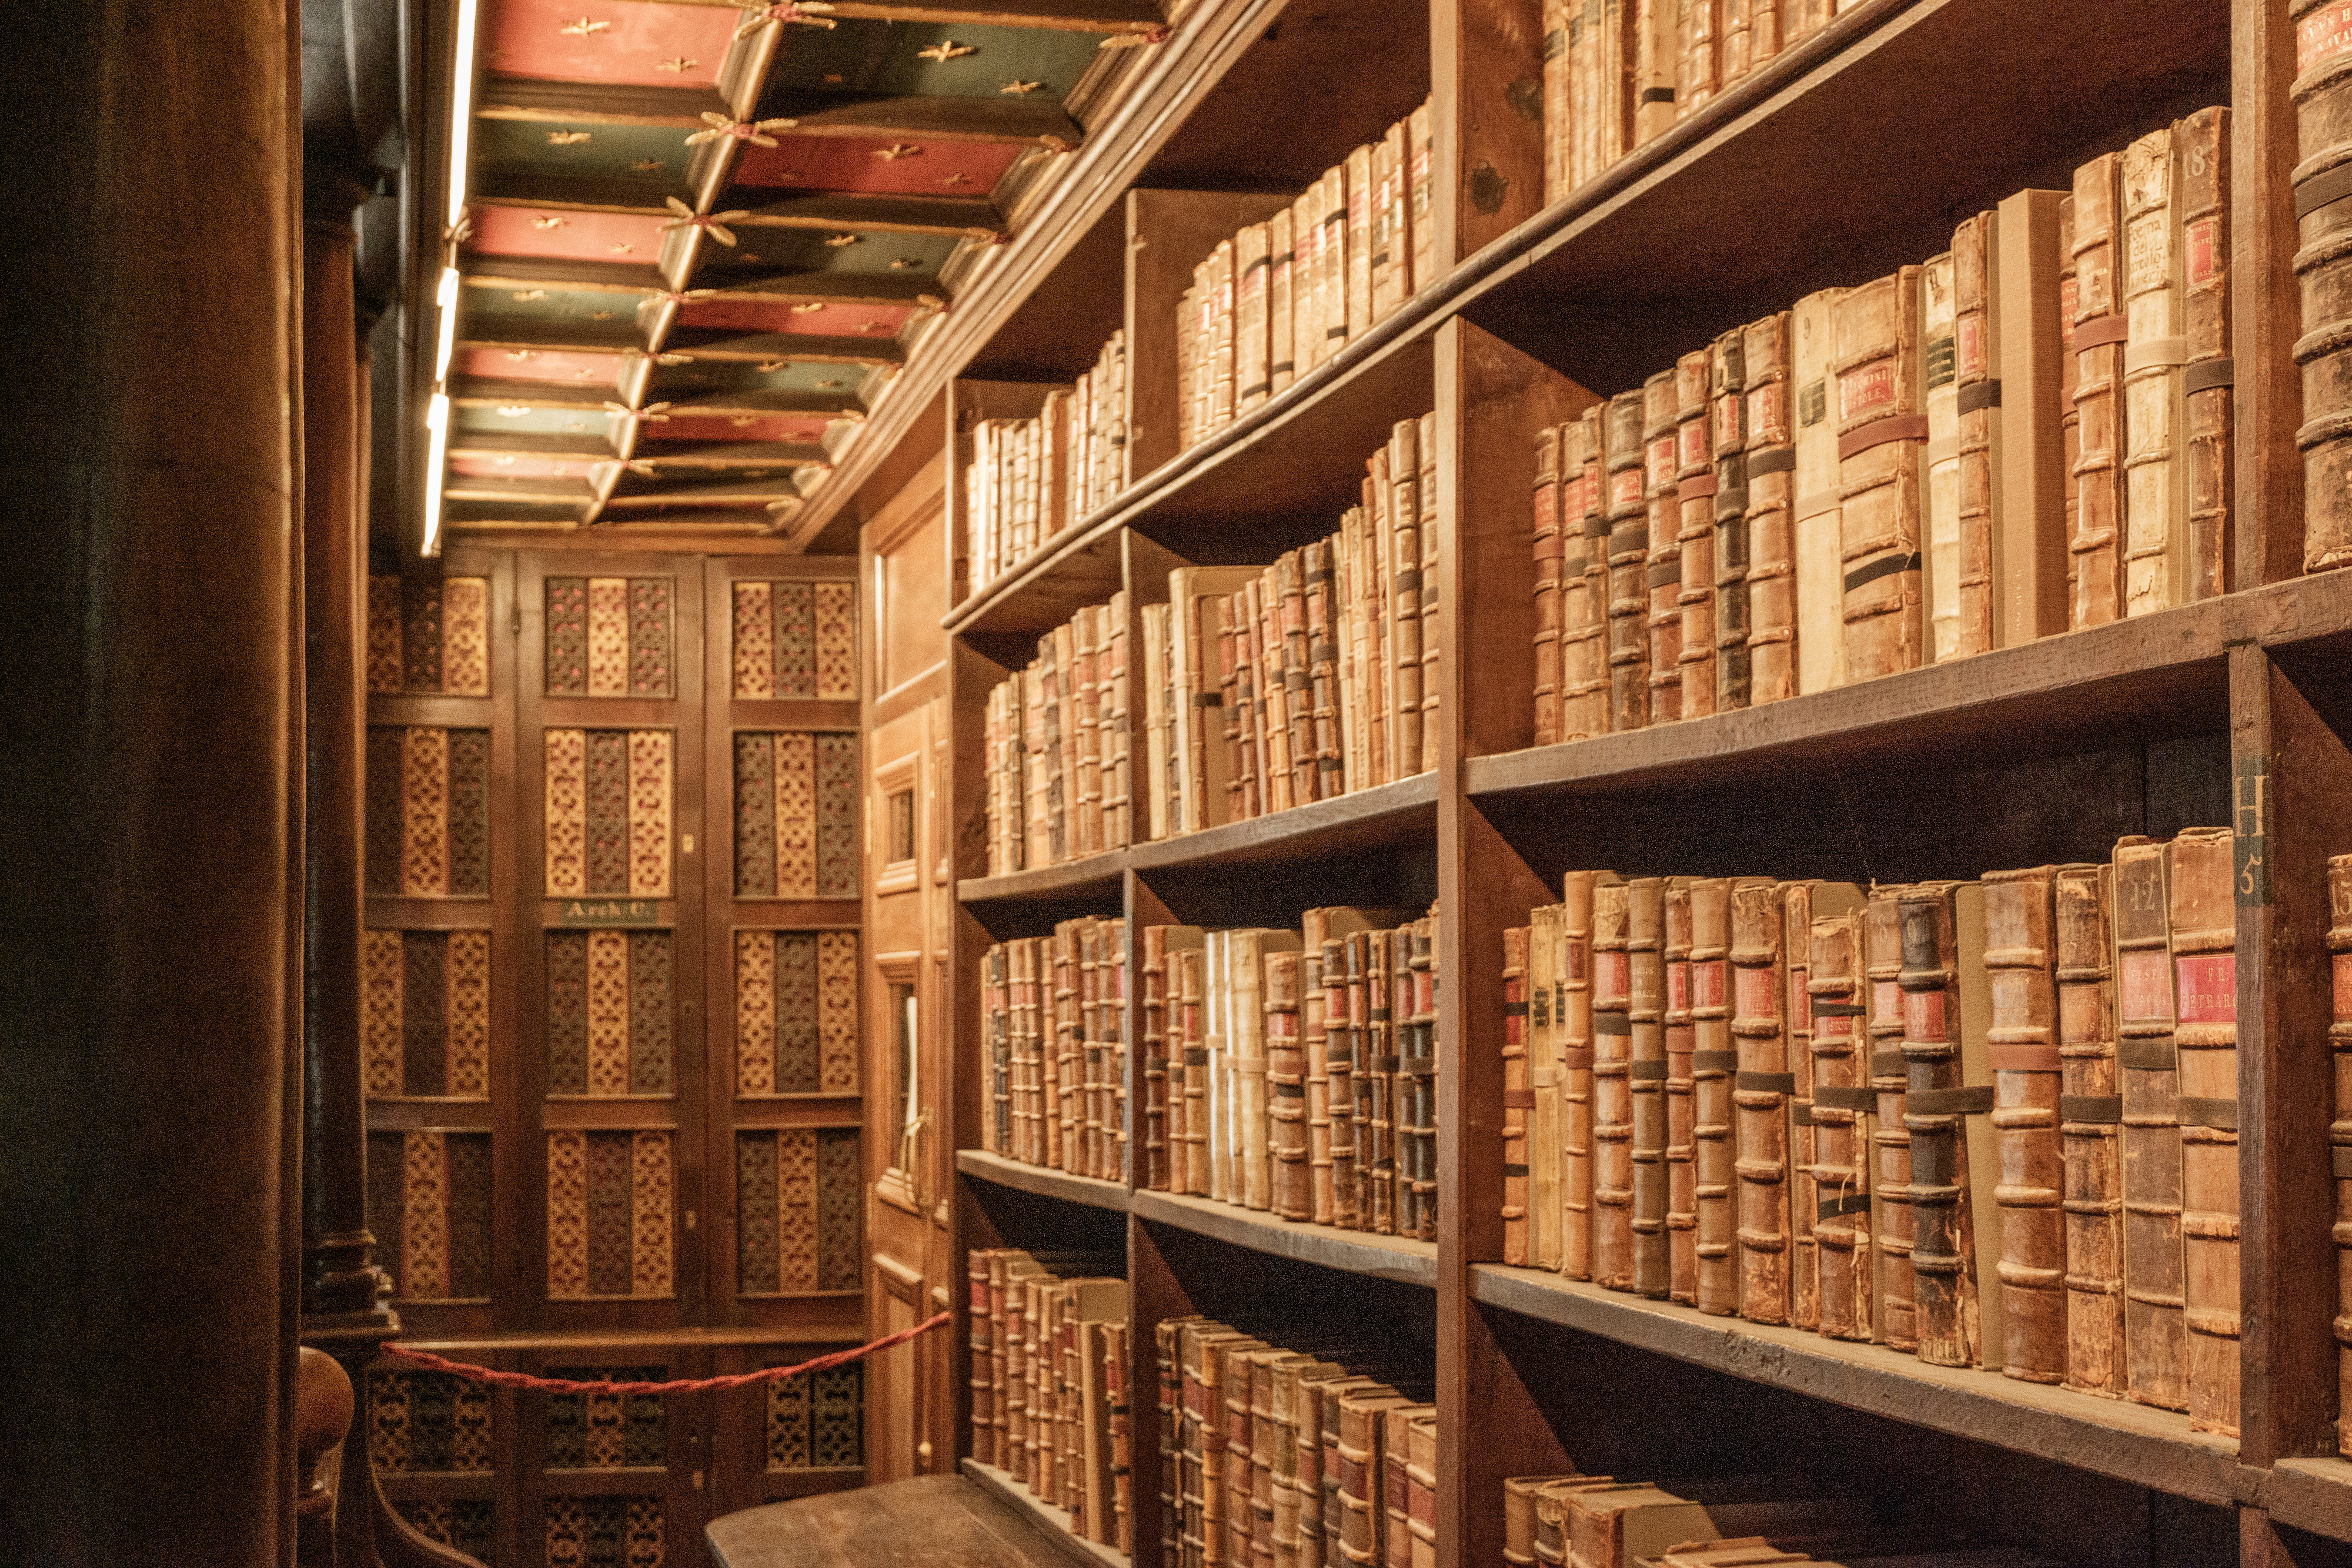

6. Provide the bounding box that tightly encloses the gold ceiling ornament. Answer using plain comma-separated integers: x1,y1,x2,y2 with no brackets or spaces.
734,1,837,40
873,142,922,160
1000,80,1042,95
1100,25,1168,46
790,302,827,313
589,310,615,320
732,416,759,426
512,289,549,301
815,379,843,389
860,320,890,332
660,195,753,246
547,129,593,146
533,214,567,230
657,352,694,365
632,159,666,173
916,39,975,61
506,349,540,360
757,360,790,373
608,243,634,254
641,287,717,308
625,459,661,476
686,111,797,149
822,232,860,248
497,405,533,416
494,454,518,466
888,258,918,269
938,172,970,186
657,56,696,72
558,16,610,35
603,400,674,424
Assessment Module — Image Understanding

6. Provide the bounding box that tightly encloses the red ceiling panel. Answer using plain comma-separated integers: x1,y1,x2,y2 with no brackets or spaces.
674,296,919,336
644,413,836,445
457,347,630,385
731,133,1025,196
469,204,674,262
484,0,734,88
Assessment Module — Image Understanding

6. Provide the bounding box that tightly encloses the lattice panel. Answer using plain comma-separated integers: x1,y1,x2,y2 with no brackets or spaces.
547,1129,673,1300
546,1367,666,1469
366,1130,492,1302
548,930,674,1096
368,574,491,696
767,1362,863,1470
734,930,858,1096
547,576,675,698
370,1369,493,1472
546,728,672,898
734,1128,861,1296
732,731,857,898
366,726,490,897
545,1495,664,1568
731,579,856,700
395,1500,495,1562
362,929,491,1099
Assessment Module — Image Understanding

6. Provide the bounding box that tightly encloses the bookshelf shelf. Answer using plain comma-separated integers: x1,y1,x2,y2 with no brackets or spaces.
1468,1264,2244,1509
957,1148,1132,1213
1127,771,1439,878
1130,1189,1439,1288
2263,1458,2352,1544
958,852,1130,912
961,1458,1134,1568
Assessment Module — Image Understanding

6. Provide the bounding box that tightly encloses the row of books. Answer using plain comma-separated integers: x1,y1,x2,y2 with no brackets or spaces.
965,1248,1132,1553
2296,18,2352,579
964,332,1133,594
1137,910,1439,1241
1157,1316,1434,1568
1500,830,2243,1433
1529,112,2233,744
1539,0,1856,202
983,596,1132,875
1177,102,1435,454
1502,1475,2056,1568
980,919,1129,1183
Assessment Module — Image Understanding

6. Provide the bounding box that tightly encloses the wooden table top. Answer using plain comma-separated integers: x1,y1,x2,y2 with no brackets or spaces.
706,1475,1091,1568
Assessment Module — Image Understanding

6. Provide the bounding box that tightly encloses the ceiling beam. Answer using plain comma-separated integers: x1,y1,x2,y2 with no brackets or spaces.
673,0,1165,33
753,96,1081,147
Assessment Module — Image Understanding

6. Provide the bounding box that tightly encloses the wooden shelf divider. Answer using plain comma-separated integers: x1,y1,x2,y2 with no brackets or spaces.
1128,1189,1439,1288
956,1148,1131,1213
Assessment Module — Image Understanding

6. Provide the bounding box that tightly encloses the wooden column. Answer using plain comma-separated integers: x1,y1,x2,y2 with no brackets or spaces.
0,1,298,1561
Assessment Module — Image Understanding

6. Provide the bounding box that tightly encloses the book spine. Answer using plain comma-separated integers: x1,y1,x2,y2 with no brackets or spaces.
1108,592,1132,850
1308,540,1344,801
2297,4,2352,570
1783,881,1822,1332
2170,825,2240,1435
1645,370,1685,724
2120,129,2184,617
1381,1408,1413,1568
1600,0,1631,166
1574,407,1613,738
1283,551,1317,805
2057,198,2080,614
1258,569,1294,815
1809,905,1873,1340
1533,424,1566,747
1237,930,1272,1210
1984,865,2067,1383
1107,1322,1132,1553
1686,882,1733,1313
1350,931,1381,1232
1663,886,1699,1304
1145,926,1172,1191
1327,934,1359,1229
1555,424,1595,744
1711,327,1752,710
2114,834,2187,1409
1418,413,1442,778
1544,0,1575,204
1792,287,1847,694
1719,0,1750,89
1561,874,1600,1281
1593,880,1635,1288
1504,924,1534,1266
1628,877,1671,1296
1269,949,1310,1222
1180,945,1211,1196
1631,0,1672,148
1835,266,1926,682
1951,215,1996,661
1921,251,1962,663
1081,920,1105,1178
2056,863,2126,1395
1346,146,1375,343
2334,855,2352,1455
1902,883,1982,1369
1677,0,1718,121
1406,917,1440,1242
971,1249,997,1464
1605,391,1652,731
1389,421,1425,780
1730,879,1792,1324
1674,350,1718,718
1111,919,1130,1183
1158,1320,1181,1563
1269,210,1295,403
2070,153,2125,626
1405,1413,1437,1568
1866,887,1917,1350
1529,903,1565,1272
2177,106,2230,600
1368,930,1400,1236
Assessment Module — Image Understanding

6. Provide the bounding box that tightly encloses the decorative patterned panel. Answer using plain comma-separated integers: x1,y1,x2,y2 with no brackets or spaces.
730,579,857,700
361,930,494,1100
814,583,856,700
545,1496,664,1568
767,1363,863,1471
368,1130,493,1301
546,1367,666,1469
547,576,674,698
817,931,858,1094
546,729,671,897
366,726,490,897
733,731,857,898
370,1370,493,1473
547,1129,673,1300
734,931,858,1096
734,1128,861,1296
368,575,492,696
547,930,673,1096
395,1500,495,1563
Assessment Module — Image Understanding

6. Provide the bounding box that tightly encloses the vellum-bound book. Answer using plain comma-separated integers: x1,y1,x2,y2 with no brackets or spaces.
1530,904,1566,1272
2112,834,2186,1410
1686,880,1736,1314
1563,1480,1860,1568
1899,881,2002,1371
1982,866,2065,1383
2053,862,2124,1396
1628,877,1672,1297
1594,877,1638,1289
1561,872,1612,1281
1834,268,1926,682
1808,892,1875,1340
2169,825,2240,1435
1792,289,1847,694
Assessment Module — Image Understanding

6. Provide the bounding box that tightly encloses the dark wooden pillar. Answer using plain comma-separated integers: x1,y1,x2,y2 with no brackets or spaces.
0,2,299,1562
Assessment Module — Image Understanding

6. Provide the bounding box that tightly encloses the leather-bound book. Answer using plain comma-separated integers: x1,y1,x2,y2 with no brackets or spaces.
1593,878,1637,1288
2057,196,2080,615
1677,0,1719,122
1081,918,1107,1176
1562,412,1610,740
1107,591,1132,850
1632,0,1675,151
1688,880,1737,1313
971,1249,1001,1463
1345,145,1377,343
1208,238,1239,436
1418,413,1442,778
1834,268,1926,681
1664,884,1700,1303
1112,918,1131,1185
1544,0,1575,203
1644,370,1685,724
1144,924,1175,1189
2054,864,2124,1395
1901,881,1984,1369
1561,874,1608,1279
1548,420,1585,747
1864,885,1917,1349
1297,1370,1362,1568
1368,127,1402,325
1141,603,1170,842
1269,948,1312,1221
1405,918,1443,1241
1261,564,1297,815
1269,209,1297,403
1809,899,1875,1340
2176,106,2230,601
1303,910,1335,1226
1289,192,1321,387
1178,940,1213,1196
1273,1360,1341,1568
1606,390,1653,731
1600,0,1635,170
1949,214,1996,661
1719,0,1751,89
1506,922,1535,1264
1172,566,1262,833
1730,878,1793,1324
1675,350,1719,719
1781,883,1819,1329
1982,866,2066,1383
1629,877,1672,1296
1388,420,1426,781
1534,1478,1616,1567
1563,1480,1856,1568
1327,928,1361,1229
1919,252,1963,663
2070,153,2125,627
987,942,1012,1155
1792,288,1847,694
1050,921,1077,1169
1506,1476,1583,1568
2120,128,2184,616
1381,1405,1416,1568
1745,312,1798,706
1335,1386,1411,1568
1307,540,1344,801
1404,1412,1437,1568
2169,825,2240,1434
1237,223,1272,419
1106,1320,1133,1552
2297,5,2352,571
1360,928,1400,1235
1254,1350,1308,1565
2112,833,2187,1410
1531,902,1568,1271
1713,327,1753,710
2334,856,2352,1455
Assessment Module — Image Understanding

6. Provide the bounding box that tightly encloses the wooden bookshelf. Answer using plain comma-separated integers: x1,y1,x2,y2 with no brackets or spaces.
962,1459,1135,1568
916,0,2352,1564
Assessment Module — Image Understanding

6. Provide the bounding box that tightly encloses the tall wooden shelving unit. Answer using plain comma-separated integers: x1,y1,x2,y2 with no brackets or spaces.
914,0,2352,1563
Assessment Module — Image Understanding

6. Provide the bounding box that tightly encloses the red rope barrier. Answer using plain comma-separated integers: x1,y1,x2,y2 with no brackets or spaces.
380,1309,953,1396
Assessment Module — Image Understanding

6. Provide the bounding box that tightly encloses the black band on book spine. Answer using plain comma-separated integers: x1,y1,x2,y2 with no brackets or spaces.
1627,1059,1669,1081
1736,1071,1798,1094
2185,357,2236,394
2335,1146,2352,1179
1813,1085,1876,1111
1819,1193,1870,1219
1272,359,1295,376
1394,569,1422,592
1502,1002,1529,1017
1641,86,1676,103
1399,1057,1435,1075
1791,1104,1813,1125
1242,255,1271,275
1328,326,1348,341
1504,1164,1531,1177
1648,559,1682,588
1274,1083,1305,1098
1812,1002,1866,1017
1843,551,1922,594
2061,1095,2123,1124
1195,692,1223,706
1745,446,1795,478
1240,380,1272,400
1185,1048,1210,1065
2119,1038,2178,1071
2180,1095,2239,1131
1691,1051,1740,1072
2297,159,2352,219
1907,1085,1994,1116
1319,757,1345,771
1595,1014,1632,1036
1871,1051,1907,1079
1956,379,2002,416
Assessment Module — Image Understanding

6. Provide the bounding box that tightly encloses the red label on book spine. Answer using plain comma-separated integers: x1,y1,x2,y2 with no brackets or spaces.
2301,1,2352,74
2118,950,2171,1024
2173,953,2236,1024
1733,964,1775,1020
2337,952,2352,1021
2185,218,2220,289
1611,470,1645,510
1693,961,1726,1010
1596,951,1629,1000
1903,987,1947,1042
1840,361,1898,423
1669,963,1690,1011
